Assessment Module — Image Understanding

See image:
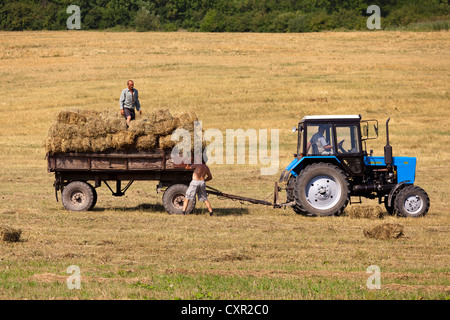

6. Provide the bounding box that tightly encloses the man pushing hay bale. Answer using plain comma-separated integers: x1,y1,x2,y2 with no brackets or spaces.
45,108,202,155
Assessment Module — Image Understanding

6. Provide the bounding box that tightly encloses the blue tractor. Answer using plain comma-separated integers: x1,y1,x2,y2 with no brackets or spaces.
279,115,430,217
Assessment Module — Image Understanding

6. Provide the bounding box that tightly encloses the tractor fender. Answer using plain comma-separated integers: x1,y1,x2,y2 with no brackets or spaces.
280,156,342,185
387,180,411,207
288,156,341,177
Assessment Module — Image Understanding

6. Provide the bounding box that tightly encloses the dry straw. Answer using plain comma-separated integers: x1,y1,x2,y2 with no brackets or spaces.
363,223,404,240
0,225,22,242
45,108,201,154
346,205,384,219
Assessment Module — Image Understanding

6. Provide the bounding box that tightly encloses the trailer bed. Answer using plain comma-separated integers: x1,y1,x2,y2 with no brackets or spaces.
47,149,195,213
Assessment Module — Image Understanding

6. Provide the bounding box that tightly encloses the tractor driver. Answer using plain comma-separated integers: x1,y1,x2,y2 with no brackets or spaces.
307,125,333,155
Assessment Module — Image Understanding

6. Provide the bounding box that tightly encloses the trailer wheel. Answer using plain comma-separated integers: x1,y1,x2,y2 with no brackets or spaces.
88,184,98,210
162,184,196,215
394,185,430,218
62,181,95,212
294,163,349,216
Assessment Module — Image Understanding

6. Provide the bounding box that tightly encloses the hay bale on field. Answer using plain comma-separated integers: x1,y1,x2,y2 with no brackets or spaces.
363,223,404,240
136,134,157,150
347,205,384,219
0,225,22,242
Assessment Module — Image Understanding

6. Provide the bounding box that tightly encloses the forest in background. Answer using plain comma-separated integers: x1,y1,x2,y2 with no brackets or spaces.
1,0,449,32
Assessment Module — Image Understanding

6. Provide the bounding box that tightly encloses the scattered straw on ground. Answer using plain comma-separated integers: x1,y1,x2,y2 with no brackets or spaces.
346,205,384,219
0,225,22,242
363,223,404,240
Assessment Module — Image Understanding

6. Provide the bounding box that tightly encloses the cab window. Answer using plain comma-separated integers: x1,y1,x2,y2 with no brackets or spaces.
306,124,334,155
336,125,360,154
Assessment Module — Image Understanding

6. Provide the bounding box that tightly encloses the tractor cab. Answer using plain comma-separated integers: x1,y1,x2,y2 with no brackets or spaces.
287,114,370,178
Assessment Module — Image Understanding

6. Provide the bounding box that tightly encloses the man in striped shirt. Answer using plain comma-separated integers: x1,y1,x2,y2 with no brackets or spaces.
120,80,142,125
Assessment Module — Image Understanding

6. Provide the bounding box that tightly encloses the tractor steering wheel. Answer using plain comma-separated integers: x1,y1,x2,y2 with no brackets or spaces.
338,139,346,153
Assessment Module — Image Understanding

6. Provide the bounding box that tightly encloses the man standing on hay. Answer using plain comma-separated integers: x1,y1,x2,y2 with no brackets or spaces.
182,156,214,216
120,80,142,125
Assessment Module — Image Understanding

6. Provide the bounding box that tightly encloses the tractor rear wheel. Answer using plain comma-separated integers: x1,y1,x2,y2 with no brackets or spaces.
294,163,349,216
394,185,430,217
162,184,196,215
287,176,305,215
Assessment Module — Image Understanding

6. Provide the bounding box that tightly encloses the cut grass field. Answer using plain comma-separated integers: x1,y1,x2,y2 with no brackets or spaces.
0,30,449,300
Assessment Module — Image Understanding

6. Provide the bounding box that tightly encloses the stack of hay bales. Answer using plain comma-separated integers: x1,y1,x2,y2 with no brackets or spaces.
45,108,203,154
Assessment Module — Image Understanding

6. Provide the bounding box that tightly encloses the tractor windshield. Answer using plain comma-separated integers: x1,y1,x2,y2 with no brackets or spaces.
306,124,334,155
336,125,360,154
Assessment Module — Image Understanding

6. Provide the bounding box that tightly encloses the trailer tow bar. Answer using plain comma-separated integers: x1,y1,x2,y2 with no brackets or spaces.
205,183,294,209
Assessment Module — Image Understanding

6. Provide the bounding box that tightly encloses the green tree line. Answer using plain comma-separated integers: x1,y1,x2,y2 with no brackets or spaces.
0,0,449,31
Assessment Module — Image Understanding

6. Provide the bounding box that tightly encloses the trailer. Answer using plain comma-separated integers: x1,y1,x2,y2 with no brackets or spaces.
47,149,198,214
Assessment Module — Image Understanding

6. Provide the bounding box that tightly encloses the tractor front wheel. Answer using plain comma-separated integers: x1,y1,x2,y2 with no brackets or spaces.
394,185,430,217
294,163,350,216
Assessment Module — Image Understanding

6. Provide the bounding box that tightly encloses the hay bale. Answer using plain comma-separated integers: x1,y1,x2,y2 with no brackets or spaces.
128,119,154,136
56,111,87,125
149,109,172,123
0,225,22,242
159,135,177,150
153,118,180,136
136,134,158,150
177,112,198,131
111,131,136,150
99,110,118,119
103,117,127,134
81,118,106,137
47,122,79,140
45,136,62,154
81,116,127,138
347,205,384,219
148,109,180,136
91,135,114,152
363,223,404,240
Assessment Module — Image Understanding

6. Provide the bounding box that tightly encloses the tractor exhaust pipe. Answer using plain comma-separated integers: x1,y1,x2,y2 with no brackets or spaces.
384,118,393,167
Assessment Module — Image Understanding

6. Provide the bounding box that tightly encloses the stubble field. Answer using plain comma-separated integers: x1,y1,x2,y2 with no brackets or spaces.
0,30,449,300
